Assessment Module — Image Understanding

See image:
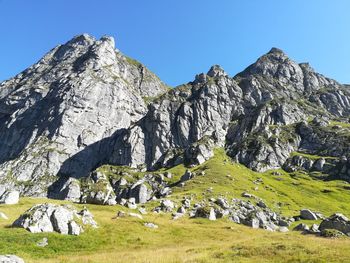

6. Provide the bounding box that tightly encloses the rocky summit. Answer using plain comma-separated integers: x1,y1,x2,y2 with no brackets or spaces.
1,34,350,200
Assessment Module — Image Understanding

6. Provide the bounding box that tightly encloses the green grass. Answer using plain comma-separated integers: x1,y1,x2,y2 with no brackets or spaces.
2,149,350,262
290,151,337,161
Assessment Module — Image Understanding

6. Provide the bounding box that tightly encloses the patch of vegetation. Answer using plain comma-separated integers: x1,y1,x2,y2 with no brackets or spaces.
290,151,337,161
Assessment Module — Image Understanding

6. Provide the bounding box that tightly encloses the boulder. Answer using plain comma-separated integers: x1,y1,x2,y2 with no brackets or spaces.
144,222,158,229
126,198,137,209
129,183,150,204
300,209,318,220
216,198,230,209
0,255,25,263
278,226,289,232
194,206,216,220
0,191,19,205
180,170,194,182
242,217,260,229
319,213,350,235
12,204,97,235
293,223,309,232
160,199,175,212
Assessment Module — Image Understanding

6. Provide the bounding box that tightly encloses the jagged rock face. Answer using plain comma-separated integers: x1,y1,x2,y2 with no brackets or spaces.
0,34,167,196
1,36,350,197
109,65,245,169
110,48,350,172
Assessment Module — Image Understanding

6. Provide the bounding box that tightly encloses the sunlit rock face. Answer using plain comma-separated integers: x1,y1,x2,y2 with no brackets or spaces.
1,36,350,198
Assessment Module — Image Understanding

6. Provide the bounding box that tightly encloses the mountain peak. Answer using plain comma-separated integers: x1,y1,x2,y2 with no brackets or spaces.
207,65,227,78
267,47,285,55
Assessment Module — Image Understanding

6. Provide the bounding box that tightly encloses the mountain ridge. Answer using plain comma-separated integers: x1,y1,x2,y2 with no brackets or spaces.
0,33,350,201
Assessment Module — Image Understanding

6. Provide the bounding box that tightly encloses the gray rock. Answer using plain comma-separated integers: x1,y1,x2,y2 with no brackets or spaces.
0,191,19,205
37,237,48,247
313,158,326,171
144,222,158,229
208,208,216,221
159,199,175,212
257,200,267,208
293,223,310,232
0,255,25,263
278,226,289,232
300,209,318,220
127,198,137,209
242,217,260,229
319,213,350,235
12,204,96,235
241,192,252,198
309,223,320,233
81,171,116,205
0,34,168,197
48,177,81,202
129,183,149,204
180,170,194,182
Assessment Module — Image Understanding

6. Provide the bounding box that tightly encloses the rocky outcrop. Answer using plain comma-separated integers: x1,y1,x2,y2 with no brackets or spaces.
49,166,173,205
189,197,292,232
0,34,167,196
12,203,97,235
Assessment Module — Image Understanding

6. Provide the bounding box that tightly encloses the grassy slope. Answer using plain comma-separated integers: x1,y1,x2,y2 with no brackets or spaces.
1,149,350,262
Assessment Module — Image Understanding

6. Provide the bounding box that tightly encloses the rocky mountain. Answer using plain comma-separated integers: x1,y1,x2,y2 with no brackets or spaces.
1,34,350,199
0,34,168,196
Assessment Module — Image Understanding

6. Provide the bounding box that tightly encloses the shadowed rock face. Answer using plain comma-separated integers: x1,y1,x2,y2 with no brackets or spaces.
1,38,350,197
0,34,168,196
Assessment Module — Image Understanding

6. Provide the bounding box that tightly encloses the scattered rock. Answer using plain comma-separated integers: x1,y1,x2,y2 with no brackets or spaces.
127,198,137,209
114,210,126,218
37,237,48,247
144,222,158,229
256,200,267,208
241,192,252,198
300,209,318,220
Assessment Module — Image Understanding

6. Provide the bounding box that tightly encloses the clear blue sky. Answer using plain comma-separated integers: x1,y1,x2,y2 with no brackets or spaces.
1,0,349,86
